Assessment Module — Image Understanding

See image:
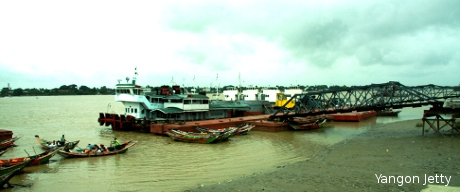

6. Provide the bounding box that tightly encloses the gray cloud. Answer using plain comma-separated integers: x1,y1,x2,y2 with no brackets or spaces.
163,0,460,69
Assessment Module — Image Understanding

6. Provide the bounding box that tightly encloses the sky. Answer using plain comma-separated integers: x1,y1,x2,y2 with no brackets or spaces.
1,0,459,89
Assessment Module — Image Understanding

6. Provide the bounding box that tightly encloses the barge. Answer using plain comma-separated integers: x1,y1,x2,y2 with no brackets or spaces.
326,110,376,122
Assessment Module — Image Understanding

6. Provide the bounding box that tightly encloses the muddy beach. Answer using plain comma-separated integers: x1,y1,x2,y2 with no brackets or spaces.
191,119,460,191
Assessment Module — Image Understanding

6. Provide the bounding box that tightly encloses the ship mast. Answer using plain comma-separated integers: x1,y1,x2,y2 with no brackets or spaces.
192,75,196,94
238,72,242,100
215,73,219,100
133,66,138,84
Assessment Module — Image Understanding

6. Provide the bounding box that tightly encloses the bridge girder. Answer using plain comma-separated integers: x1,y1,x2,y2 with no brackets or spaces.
269,81,460,121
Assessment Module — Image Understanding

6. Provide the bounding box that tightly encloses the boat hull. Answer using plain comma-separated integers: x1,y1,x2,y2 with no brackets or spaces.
57,140,137,158
328,111,376,122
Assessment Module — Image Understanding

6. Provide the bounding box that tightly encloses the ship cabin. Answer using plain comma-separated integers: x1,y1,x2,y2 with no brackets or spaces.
284,86,303,100
114,78,151,119
241,87,262,101
115,82,251,122
261,87,280,103
151,93,235,122
223,86,238,101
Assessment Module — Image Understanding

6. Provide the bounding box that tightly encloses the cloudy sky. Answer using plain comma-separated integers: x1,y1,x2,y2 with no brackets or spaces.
1,0,459,89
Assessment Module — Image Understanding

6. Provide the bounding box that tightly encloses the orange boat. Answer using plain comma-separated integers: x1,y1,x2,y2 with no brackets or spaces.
328,111,376,122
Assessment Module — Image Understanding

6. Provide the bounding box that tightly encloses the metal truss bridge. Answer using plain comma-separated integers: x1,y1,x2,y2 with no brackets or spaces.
268,81,460,121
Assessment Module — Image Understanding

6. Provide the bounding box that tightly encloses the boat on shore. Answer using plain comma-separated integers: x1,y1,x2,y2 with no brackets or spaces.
57,140,137,158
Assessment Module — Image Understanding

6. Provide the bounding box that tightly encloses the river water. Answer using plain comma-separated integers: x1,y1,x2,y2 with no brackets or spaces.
0,95,430,192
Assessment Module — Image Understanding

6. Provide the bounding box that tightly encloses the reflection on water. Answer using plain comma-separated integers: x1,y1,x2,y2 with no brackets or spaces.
0,96,429,191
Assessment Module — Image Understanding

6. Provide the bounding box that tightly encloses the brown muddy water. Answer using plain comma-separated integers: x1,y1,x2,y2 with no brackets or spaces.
0,95,429,191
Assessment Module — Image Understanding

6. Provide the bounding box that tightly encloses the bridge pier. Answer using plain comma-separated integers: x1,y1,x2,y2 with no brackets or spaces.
422,107,460,136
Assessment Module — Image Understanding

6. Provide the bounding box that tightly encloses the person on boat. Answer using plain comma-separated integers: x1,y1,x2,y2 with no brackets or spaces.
48,140,56,148
112,137,121,150
59,134,66,146
85,144,94,153
113,138,120,146
100,144,108,153
94,144,101,153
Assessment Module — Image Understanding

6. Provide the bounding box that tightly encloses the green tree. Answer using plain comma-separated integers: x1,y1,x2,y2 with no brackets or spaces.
12,88,23,96
99,86,108,94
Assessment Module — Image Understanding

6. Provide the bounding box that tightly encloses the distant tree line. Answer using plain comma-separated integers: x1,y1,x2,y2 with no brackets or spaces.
1,83,349,97
0,84,114,97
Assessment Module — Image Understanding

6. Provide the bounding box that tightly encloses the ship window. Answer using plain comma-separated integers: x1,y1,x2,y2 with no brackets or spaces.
135,108,138,113
203,100,209,104
184,100,191,104
125,108,128,113
131,108,133,113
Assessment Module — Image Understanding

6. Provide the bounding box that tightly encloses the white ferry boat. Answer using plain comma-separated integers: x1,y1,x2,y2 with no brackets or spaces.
98,73,250,132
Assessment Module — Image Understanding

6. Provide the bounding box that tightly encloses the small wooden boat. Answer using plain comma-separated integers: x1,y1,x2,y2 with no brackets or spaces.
195,126,239,141
0,147,60,168
0,158,33,188
234,123,255,135
0,153,38,175
196,123,255,136
57,140,137,158
289,119,327,130
0,136,22,150
215,127,238,141
166,129,220,144
376,108,401,116
35,135,80,150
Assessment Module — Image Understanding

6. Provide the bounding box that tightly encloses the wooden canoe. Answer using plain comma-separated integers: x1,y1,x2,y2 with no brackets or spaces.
0,158,33,188
289,119,327,130
234,123,255,135
0,153,38,175
0,147,60,168
166,129,220,144
0,136,21,150
35,135,80,150
57,140,137,158
196,123,255,136
195,127,238,141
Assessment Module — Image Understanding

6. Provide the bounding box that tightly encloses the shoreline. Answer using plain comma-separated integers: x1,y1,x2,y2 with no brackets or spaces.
190,119,460,191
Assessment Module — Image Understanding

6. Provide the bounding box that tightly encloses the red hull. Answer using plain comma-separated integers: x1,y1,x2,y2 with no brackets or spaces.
328,111,376,122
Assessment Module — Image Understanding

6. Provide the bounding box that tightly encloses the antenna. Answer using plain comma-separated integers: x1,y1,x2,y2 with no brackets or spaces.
215,73,219,100
171,77,176,85
192,75,196,94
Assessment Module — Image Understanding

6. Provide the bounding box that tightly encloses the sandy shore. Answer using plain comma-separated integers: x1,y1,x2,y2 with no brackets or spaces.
191,119,460,191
